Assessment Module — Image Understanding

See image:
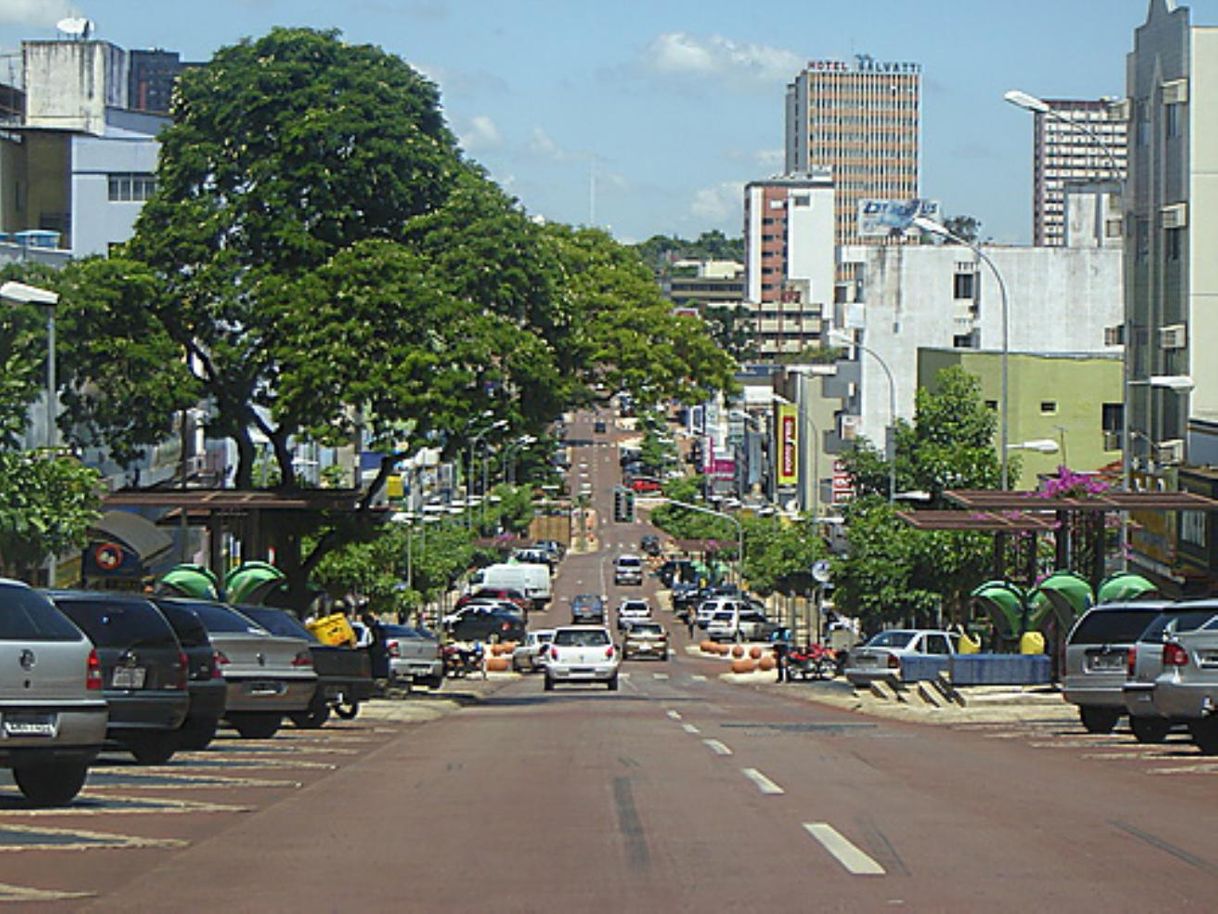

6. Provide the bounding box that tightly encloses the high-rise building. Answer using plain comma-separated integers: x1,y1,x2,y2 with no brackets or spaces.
1029,99,1127,246
128,49,195,115
741,170,835,356
784,55,921,248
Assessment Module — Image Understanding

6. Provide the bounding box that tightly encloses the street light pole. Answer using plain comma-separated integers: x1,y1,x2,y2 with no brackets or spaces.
829,331,897,504
1,281,60,584
465,418,507,530
911,217,1012,489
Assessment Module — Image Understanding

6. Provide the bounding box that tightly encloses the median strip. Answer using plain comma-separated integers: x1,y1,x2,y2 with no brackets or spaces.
803,823,886,875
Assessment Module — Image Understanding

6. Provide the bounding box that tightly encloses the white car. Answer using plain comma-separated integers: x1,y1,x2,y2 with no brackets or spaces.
544,626,621,691
512,629,555,673
844,629,959,686
616,599,651,631
613,554,644,586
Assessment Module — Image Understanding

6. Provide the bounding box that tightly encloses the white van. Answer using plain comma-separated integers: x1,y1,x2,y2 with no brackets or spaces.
471,563,552,609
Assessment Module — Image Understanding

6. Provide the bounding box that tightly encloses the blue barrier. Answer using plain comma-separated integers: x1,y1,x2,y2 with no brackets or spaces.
899,655,951,682
950,653,1051,686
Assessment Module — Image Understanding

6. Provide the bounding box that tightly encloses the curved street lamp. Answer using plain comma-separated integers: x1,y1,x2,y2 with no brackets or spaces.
828,330,897,504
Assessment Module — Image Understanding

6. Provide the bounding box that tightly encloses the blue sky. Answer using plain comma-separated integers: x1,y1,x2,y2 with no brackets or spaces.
0,0,1205,244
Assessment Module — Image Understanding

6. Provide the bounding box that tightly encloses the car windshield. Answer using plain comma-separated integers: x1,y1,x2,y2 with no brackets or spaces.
554,628,610,647
1,586,85,642
1071,609,1163,645
54,596,179,648
866,631,917,649
617,557,642,568
1140,609,1218,640
238,606,315,640
154,602,213,648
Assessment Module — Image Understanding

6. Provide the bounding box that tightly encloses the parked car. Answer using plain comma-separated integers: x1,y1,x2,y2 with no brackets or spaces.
381,624,444,688
512,629,555,673
544,626,621,690
706,608,780,643
1063,601,1168,733
593,419,607,433
456,587,530,614
628,477,662,494
48,590,190,765
695,596,746,630
640,534,662,557
570,594,606,625
1122,603,1217,743
448,608,527,644
443,601,524,628
616,599,652,632
153,600,227,750
1151,604,1218,753
0,579,108,805
613,554,644,586
164,599,317,739
622,621,669,661
844,629,959,686
235,605,375,725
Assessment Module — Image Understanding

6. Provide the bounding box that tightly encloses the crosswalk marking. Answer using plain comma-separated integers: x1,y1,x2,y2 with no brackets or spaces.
803,823,886,875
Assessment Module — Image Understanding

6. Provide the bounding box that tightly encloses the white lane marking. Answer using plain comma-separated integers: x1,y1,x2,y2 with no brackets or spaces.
690,674,708,683
666,710,682,720
802,823,886,875
741,768,784,795
682,723,701,735
653,673,669,681
703,739,732,756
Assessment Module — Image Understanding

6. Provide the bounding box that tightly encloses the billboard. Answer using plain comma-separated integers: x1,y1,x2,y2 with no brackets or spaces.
857,198,940,238
776,404,798,487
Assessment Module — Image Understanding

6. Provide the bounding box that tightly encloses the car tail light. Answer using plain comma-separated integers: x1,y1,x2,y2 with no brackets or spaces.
1163,642,1190,667
550,647,559,661
292,650,314,668
1127,646,1137,676
211,650,225,679
605,645,615,659
887,653,900,669
86,648,103,691
387,641,400,658
173,650,188,690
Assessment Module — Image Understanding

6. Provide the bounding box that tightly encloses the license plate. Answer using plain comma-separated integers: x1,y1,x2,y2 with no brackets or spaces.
571,667,593,674
244,681,286,696
112,667,146,689
2,713,57,738
1090,655,1123,671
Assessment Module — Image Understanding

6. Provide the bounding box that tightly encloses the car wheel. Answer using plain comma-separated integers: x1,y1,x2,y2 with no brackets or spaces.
1188,717,1218,755
289,699,331,730
177,716,221,750
1130,716,1171,744
127,732,177,765
1079,706,1120,734
607,675,619,692
544,676,555,692
334,701,360,720
13,762,88,807
229,713,282,739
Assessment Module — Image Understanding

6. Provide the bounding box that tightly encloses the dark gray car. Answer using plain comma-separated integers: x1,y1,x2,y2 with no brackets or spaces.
48,591,190,764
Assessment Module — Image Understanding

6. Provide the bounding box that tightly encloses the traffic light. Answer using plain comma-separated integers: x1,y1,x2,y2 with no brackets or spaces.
613,486,627,523
622,488,636,523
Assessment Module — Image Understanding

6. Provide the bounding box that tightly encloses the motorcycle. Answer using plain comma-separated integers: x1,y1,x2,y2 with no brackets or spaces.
785,642,837,681
442,642,486,680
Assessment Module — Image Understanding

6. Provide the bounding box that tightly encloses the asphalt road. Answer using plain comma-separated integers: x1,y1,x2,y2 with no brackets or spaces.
3,411,1217,911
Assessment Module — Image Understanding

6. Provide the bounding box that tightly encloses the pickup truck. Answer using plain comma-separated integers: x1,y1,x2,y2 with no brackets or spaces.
237,606,374,727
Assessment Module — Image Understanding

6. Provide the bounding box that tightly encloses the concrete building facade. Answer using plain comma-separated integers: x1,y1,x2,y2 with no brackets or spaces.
1030,99,1128,247
784,56,921,248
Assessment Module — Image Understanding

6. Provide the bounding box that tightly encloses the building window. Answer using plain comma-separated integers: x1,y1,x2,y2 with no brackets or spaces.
1166,227,1183,261
1040,401,1058,415
952,333,975,349
985,400,998,411
1101,402,1122,433
108,173,157,202
953,272,975,300
1165,102,1181,140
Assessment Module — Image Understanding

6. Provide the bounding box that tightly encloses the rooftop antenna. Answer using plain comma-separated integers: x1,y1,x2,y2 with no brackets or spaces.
56,18,95,41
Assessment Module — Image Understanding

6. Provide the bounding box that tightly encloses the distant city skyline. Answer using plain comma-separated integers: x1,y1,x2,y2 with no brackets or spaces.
0,0,1200,245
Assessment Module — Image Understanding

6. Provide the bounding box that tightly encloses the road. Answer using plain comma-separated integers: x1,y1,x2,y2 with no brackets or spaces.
4,410,1217,911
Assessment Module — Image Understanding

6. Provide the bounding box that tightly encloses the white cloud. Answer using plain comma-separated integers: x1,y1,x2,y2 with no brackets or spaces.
726,147,785,170
0,0,81,27
529,127,570,162
458,114,502,153
691,181,745,223
645,32,802,87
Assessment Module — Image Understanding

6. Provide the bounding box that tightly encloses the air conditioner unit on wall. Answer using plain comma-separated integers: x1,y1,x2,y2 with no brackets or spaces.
1159,324,1187,350
1155,438,1184,465
1161,79,1189,105
1161,203,1188,230
1104,324,1125,346
1103,430,1122,451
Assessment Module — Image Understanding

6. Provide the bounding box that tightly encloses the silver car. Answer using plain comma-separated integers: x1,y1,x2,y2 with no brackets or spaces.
1151,607,1218,754
0,579,108,805
844,629,958,686
1122,604,1217,743
512,629,555,673
382,624,444,688
170,600,317,739
1063,601,1167,733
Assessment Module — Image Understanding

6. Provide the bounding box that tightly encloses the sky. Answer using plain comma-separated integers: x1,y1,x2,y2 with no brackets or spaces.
0,0,1210,245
